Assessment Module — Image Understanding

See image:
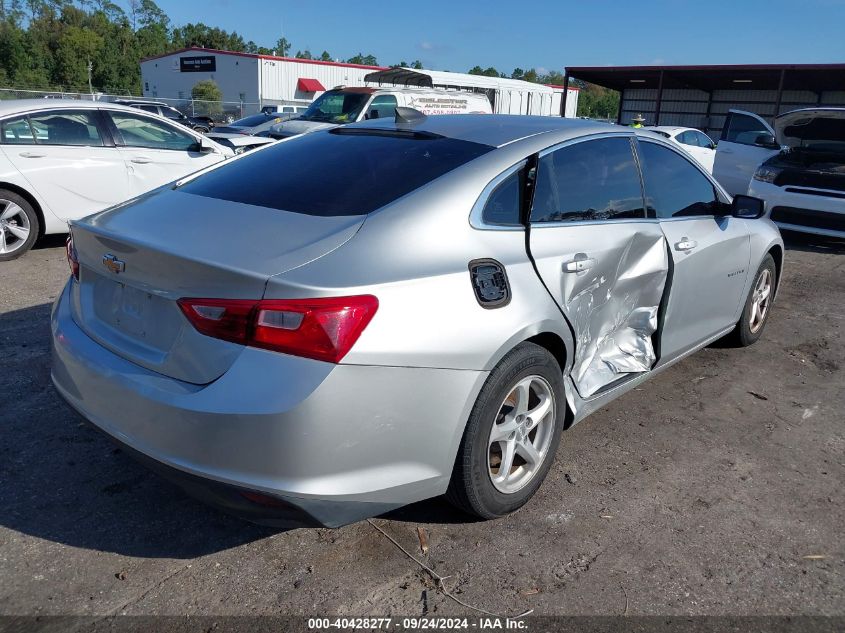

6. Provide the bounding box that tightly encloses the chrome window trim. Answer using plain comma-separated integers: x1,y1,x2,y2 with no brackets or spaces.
469,159,528,231
536,131,635,159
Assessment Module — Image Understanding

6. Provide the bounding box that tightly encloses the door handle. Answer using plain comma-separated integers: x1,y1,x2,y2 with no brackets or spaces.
19,151,46,158
720,148,734,154
130,156,152,164
562,257,596,273
674,237,698,252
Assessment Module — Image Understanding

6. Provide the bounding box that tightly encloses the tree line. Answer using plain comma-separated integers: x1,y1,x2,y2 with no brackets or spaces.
0,0,618,118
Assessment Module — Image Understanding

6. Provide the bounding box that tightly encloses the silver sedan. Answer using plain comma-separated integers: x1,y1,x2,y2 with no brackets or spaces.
51,113,783,527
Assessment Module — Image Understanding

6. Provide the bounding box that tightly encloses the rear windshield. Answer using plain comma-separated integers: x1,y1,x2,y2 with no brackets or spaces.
180,128,493,216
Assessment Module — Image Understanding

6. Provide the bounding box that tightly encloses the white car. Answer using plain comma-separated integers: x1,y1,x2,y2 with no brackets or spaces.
647,126,716,173
714,108,845,239
0,99,234,260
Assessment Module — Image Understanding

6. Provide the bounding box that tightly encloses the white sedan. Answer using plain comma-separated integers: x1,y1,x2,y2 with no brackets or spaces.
647,126,716,173
0,99,235,260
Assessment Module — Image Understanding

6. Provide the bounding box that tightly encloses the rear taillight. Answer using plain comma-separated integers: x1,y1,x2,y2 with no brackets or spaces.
65,235,79,281
177,295,378,363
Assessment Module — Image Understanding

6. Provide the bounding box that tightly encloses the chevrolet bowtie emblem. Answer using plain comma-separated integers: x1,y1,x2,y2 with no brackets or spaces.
102,253,125,274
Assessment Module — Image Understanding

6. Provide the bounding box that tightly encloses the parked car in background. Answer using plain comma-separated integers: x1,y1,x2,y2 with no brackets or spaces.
209,111,300,137
714,108,845,238
647,126,716,173
205,131,276,154
261,105,309,116
0,100,233,259
114,99,215,133
52,114,783,528
268,87,493,138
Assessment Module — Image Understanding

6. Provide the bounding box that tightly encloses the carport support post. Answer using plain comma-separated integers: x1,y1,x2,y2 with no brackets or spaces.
653,70,665,126
775,68,786,117
561,74,570,118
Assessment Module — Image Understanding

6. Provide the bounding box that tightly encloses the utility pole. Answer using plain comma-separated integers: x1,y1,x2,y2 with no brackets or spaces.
87,60,93,96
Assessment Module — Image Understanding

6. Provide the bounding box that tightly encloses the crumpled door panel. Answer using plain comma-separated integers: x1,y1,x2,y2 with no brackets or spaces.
530,224,669,399
564,231,668,397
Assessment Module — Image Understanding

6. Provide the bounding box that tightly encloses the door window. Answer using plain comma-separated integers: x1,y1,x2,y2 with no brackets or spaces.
676,131,695,146
109,111,197,151
161,106,185,120
0,116,36,144
531,137,645,223
721,112,773,146
638,141,718,218
365,95,398,120
25,110,105,146
138,104,160,115
692,131,714,148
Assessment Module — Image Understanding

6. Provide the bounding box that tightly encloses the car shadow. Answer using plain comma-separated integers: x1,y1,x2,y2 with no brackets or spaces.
0,303,279,559
33,233,68,251
782,230,845,254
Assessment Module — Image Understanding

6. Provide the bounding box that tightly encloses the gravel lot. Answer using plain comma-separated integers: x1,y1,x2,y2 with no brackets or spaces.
0,233,842,618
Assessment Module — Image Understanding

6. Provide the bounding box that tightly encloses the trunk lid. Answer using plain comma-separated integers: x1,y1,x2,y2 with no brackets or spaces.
70,189,364,384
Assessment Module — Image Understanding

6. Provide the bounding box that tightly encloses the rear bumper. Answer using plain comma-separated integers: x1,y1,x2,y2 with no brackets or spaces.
51,281,487,527
750,181,845,238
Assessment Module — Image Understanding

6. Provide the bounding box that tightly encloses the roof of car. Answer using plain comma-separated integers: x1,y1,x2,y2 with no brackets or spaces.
646,125,692,134
345,114,618,148
0,98,143,117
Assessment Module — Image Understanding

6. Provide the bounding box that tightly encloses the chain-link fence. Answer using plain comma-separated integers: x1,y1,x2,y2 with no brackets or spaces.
0,88,261,124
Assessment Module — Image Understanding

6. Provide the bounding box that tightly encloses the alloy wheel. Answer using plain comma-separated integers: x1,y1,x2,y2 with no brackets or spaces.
487,375,556,494
0,199,31,255
749,268,772,333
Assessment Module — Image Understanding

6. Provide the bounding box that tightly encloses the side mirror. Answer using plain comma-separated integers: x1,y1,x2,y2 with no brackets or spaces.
732,194,765,219
364,110,379,120
754,133,778,149
198,136,216,153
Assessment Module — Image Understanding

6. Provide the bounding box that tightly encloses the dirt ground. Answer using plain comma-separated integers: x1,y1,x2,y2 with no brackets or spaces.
0,233,842,618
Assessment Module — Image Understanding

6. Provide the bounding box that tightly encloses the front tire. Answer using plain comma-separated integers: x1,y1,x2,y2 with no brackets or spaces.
446,342,565,519
0,190,39,261
727,254,777,347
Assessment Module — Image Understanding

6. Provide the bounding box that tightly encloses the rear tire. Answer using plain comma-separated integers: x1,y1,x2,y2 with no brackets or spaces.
726,254,777,347
0,190,39,261
446,342,565,519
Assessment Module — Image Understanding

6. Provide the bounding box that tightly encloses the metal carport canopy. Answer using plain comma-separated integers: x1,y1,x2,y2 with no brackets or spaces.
564,63,845,92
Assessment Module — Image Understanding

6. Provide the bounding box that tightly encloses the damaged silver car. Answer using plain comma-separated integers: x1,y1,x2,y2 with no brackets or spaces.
52,113,784,527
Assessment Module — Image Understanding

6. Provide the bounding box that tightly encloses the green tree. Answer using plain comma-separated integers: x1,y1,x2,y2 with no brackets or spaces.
273,37,290,56
391,59,423,69
468,65,501,78
191,78,222,116
295,49,312,60
347,52,378,66
319,50,331,61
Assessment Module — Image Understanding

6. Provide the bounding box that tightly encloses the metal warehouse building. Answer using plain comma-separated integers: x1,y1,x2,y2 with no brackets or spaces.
141,47,385,110
563,63,845,139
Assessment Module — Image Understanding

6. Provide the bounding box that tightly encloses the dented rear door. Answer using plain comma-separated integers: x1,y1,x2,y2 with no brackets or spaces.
528,135,669,398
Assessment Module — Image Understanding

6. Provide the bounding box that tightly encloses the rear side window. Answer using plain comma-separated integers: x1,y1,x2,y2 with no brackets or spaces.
1,116,35,144
638,141,718,218
531,137,645,223
26,110,104,146
481,168,523,226
180,128,493,216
